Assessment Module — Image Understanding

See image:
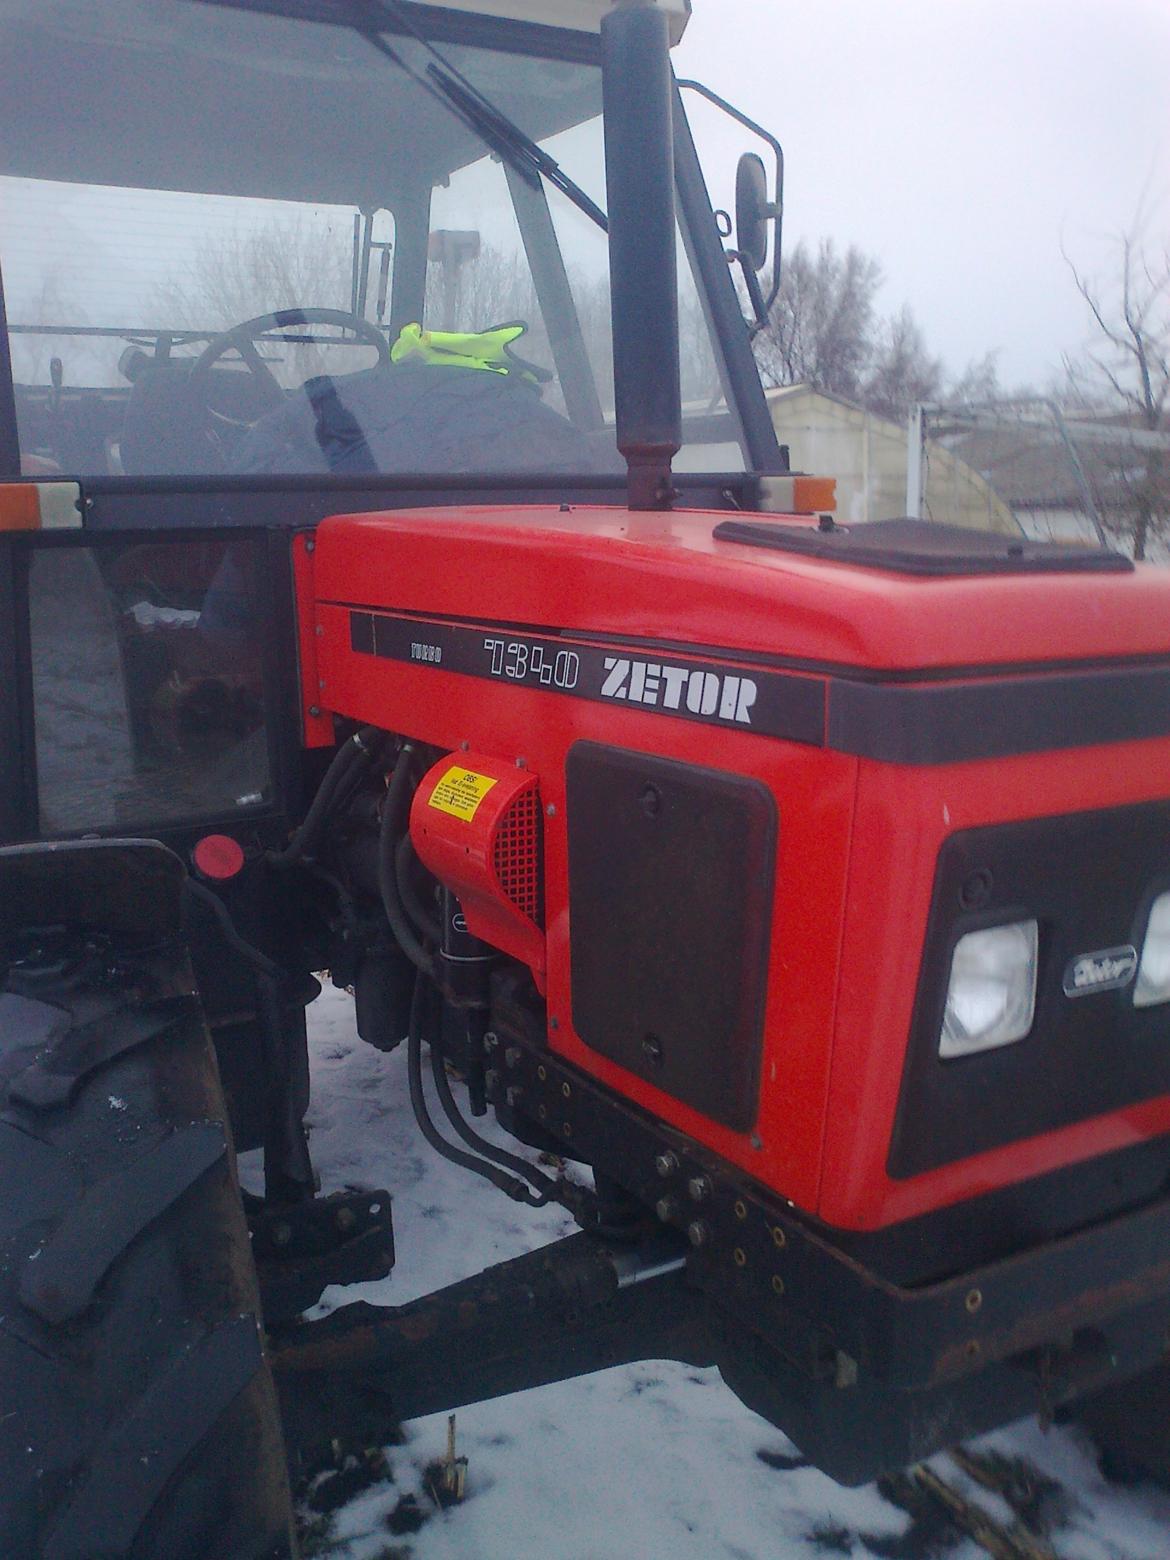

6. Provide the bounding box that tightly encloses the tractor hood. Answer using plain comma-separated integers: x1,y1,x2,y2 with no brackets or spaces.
312,504,1170,677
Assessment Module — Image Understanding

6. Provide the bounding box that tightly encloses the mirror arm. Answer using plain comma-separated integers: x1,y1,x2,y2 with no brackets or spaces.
741,260,768,335
677,79,784,318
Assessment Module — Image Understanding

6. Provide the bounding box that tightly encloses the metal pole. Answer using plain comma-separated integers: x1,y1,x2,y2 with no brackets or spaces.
601,0,681,511
906,403,924,517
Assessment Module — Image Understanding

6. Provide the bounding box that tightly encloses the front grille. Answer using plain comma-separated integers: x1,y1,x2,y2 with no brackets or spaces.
889,800,1170,1179
493,787,543,927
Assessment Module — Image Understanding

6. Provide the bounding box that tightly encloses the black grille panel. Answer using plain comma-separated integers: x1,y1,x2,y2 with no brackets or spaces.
565,742,775,1133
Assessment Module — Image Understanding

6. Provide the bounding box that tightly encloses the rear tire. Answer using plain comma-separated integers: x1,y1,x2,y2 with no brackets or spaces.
0,921,297,1559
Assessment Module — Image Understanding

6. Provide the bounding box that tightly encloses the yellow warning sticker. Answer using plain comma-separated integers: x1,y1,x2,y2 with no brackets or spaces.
427,765,498,822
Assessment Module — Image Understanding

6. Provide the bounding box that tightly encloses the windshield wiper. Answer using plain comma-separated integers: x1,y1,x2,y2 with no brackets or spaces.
362,0,608,233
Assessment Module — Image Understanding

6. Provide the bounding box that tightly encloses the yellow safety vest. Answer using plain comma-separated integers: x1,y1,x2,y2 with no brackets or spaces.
390,322,547,388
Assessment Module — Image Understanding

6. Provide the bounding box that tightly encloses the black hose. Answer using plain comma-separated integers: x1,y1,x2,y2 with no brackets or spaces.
377,744,435,977
185,880,313,1202
428,1031,557,1204
270,725,384,867
186,879,283,978
395,833,442,944
406,977,535,1202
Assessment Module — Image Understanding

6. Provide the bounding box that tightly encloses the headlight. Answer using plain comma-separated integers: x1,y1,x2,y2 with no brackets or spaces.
1135,892,1170,1009
939,920,1038,1059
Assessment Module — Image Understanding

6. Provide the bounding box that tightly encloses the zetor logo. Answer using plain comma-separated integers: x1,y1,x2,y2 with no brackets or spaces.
1062,945,1138,997
600,657,758,725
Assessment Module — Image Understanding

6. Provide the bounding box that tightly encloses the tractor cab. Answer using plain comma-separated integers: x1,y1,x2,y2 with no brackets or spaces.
0,0,782,845
0,0,763,484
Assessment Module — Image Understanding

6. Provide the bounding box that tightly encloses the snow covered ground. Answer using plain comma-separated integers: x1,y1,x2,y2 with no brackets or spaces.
286,986,1170,1560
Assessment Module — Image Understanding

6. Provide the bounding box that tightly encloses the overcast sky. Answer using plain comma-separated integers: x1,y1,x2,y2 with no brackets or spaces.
673,0,1169,390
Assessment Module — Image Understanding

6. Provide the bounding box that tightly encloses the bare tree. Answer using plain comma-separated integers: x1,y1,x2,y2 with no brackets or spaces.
756,238,882,399
156,216,356,384
862,304,944,421
755,237,967,421
948,351,1001,407
1063,215,1169,558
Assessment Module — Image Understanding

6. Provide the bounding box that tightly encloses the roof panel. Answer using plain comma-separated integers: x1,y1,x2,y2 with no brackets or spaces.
415,0,691,45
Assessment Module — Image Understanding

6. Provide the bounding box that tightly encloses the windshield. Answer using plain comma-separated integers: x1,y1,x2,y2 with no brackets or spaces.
0,1,746,480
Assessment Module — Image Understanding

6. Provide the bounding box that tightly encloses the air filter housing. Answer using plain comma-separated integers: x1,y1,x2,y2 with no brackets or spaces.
409,753,546,987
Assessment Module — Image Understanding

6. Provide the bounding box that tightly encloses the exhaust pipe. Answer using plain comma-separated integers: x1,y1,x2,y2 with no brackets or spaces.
601,0,682,512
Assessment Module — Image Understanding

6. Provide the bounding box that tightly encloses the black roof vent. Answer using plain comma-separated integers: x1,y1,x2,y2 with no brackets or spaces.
713,516,1134,577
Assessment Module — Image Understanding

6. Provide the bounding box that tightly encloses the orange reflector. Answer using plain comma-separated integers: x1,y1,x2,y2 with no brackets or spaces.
0,485,42,531
192,834,246,882
0,480,83,532
791,476,837,514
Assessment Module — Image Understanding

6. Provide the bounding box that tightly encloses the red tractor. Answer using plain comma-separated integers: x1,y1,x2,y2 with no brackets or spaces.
1,1,1169,1555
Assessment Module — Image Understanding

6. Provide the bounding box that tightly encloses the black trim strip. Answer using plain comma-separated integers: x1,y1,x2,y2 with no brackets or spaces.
829,664,1170,765
326,595,1170,687
350,610,825,745
346,608,1170,763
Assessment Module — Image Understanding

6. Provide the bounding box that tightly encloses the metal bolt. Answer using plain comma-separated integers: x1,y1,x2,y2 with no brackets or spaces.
335,1206,357,1232
483,1031,499,1051
504,1047,522,1069
561,1082,571,1099
655,1197,678,1223
546,803,557,817
505,1085,524,1108
655,1152,679,1178
315,623,324,636
772,1226,787,1250
515,756,527,769
460,739,470,751
304,537,315,553
965,1288,983,1314
732,1246,747,1267
549,1018,559,1032
750,1133,763,1150
687,1175,712,1203
687,1220,710,1249
734,1200,748,1221
537,1064,548,1081
272,1222,293,1248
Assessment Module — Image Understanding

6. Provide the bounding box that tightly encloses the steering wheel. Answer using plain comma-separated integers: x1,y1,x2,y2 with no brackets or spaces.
189,307,392,417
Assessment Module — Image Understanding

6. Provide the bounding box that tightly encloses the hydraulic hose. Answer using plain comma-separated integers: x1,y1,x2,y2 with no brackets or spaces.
270,725,384,867
395,833,442,945
406,976,536,1203
428,1027,557,1205
186,878,282,979
377,744,435,978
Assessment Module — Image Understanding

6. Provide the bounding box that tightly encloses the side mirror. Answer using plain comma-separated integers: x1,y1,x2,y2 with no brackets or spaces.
678,80,784,334
735,152,769,274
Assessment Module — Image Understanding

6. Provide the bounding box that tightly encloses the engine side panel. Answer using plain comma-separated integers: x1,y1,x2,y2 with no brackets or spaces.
313,594,855,1214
